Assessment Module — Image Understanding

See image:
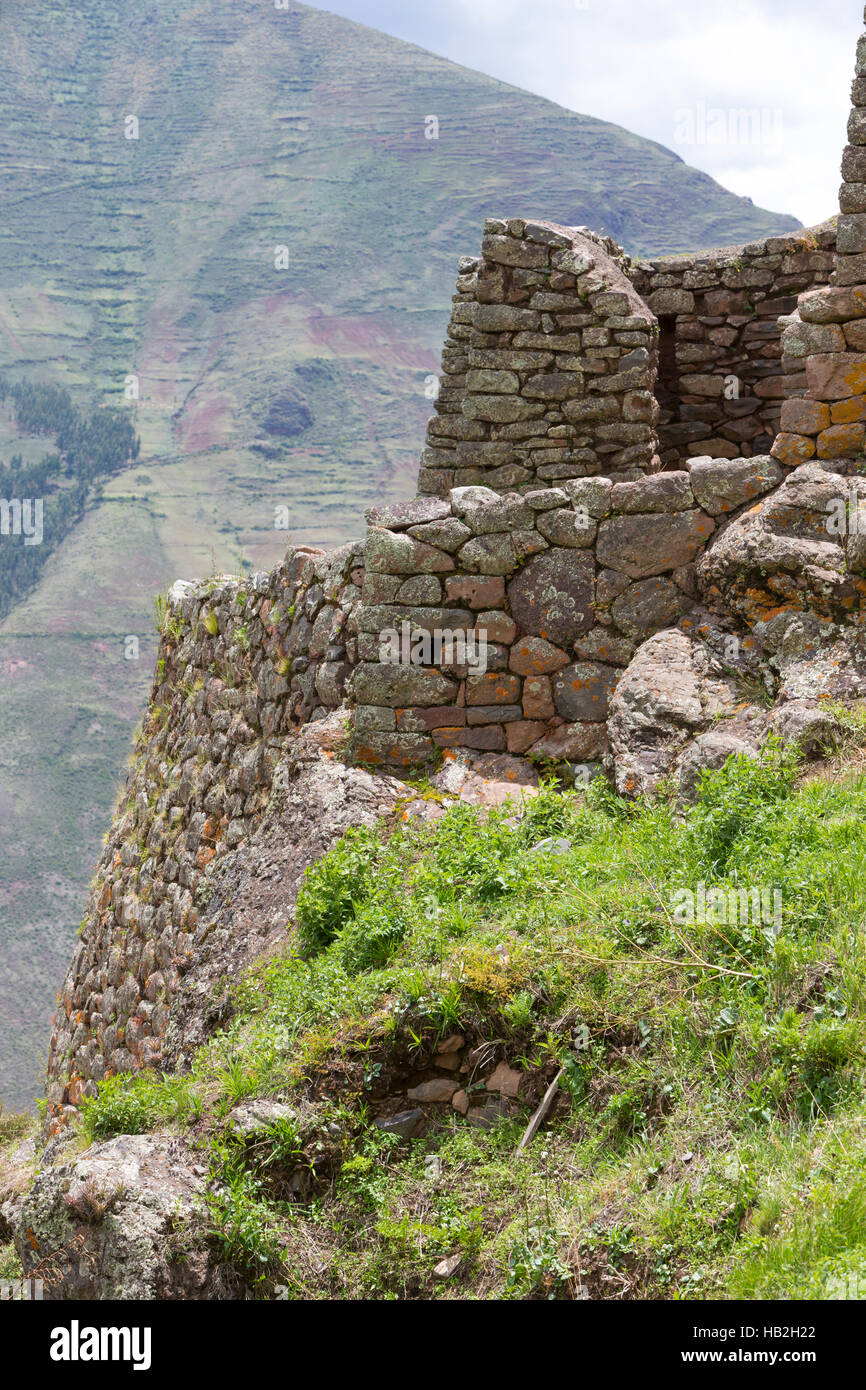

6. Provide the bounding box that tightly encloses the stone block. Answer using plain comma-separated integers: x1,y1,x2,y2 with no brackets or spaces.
476,609,518,644
508,636,570,676
351,732,432,768
507,550,594,645
611,472,693,513
536,508,597,546
687,455,783,513
432,726,506,751
444,576,506,609
473,304,541,332
778,399,831,435
366,497,451,530
611,577,691,638
770,432,817,466
457,534,518,575
816,423,866,457
353,663,458,708
553,662,620,721
595,511,715,579
366,528,454,575
522,674,555,719
799,284,866,323
395,575,443,605
465,672,522,705
805,353,866,400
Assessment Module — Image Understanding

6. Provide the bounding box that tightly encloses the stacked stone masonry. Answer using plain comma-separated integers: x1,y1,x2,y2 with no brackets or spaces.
630,222,836,465
772,37,866,467
417,219,662,497
46,543,364,1110
418,216,837,498
351,461,783,770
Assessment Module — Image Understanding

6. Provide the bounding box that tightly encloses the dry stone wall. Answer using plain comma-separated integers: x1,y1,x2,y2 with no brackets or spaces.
46,543,364,1113
772,35,866,467
418,214,836,497
417,218,660,497
350,457,782,771
47,10,866,1123
629,223,836,466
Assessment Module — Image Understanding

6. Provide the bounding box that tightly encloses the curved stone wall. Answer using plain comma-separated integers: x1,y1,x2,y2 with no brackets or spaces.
46,544,364,1115
417,219,660,497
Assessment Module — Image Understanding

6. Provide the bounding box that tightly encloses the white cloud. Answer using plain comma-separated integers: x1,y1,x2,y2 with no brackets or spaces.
322,0,863,226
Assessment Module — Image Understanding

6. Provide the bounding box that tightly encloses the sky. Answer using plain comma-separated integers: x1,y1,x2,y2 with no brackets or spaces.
316,0,861,228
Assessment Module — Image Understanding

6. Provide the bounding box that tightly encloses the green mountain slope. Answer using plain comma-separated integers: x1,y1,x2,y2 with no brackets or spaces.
0,0,800,1108
0,0,797,462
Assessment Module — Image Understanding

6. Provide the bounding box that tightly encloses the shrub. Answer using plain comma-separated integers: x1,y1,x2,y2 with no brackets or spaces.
295,825,386,955
81,1073,195,1141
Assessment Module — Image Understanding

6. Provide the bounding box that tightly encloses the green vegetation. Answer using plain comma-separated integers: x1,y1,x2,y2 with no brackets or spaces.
81,1073,201,1143
78,746,866,1299
0,378,139,618
0,1106,34,1285
0,1104,32,1149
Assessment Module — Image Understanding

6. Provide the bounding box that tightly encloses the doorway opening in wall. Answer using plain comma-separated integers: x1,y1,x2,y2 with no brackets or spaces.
654,314,681,470
655,314,678,418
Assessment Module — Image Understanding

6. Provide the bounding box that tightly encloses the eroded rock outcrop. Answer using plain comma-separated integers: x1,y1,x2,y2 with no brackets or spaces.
607,626,769,799
162,719,411,1070
698,462,866,629
7,1133,219,1300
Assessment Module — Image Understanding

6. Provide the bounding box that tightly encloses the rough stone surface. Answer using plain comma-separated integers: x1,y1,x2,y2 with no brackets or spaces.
507,550,594,645
12,1134,220,1300
607,628,766,798
688,456,783,515
596,510,716,580
697,464,856,630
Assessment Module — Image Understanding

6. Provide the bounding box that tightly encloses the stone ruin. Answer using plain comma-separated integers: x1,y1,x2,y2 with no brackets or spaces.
45,14,866,1114
349,206,840,772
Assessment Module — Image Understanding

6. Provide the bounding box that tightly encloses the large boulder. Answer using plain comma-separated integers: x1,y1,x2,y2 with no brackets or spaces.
698,463,864,630
607,626,768,799
607,616,850,801
9,1134,219,1300
770,700,840,758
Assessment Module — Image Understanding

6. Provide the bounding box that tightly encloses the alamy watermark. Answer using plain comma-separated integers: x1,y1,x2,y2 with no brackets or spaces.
826,484,866,537
672,883,782,932
674,104,783,148
379,621,488,675
50,1320,151,1371
0,498,43,545
1,1277,43,1300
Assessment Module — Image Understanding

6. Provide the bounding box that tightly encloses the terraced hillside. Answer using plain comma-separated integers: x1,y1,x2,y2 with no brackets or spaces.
0,0,800,1109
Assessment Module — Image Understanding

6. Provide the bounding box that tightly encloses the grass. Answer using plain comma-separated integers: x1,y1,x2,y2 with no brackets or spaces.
0,1105,34,1287
0,1106,32,1149
74,743,866,1299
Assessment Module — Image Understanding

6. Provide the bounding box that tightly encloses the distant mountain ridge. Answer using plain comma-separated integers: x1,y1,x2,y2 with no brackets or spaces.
0,0,799,469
